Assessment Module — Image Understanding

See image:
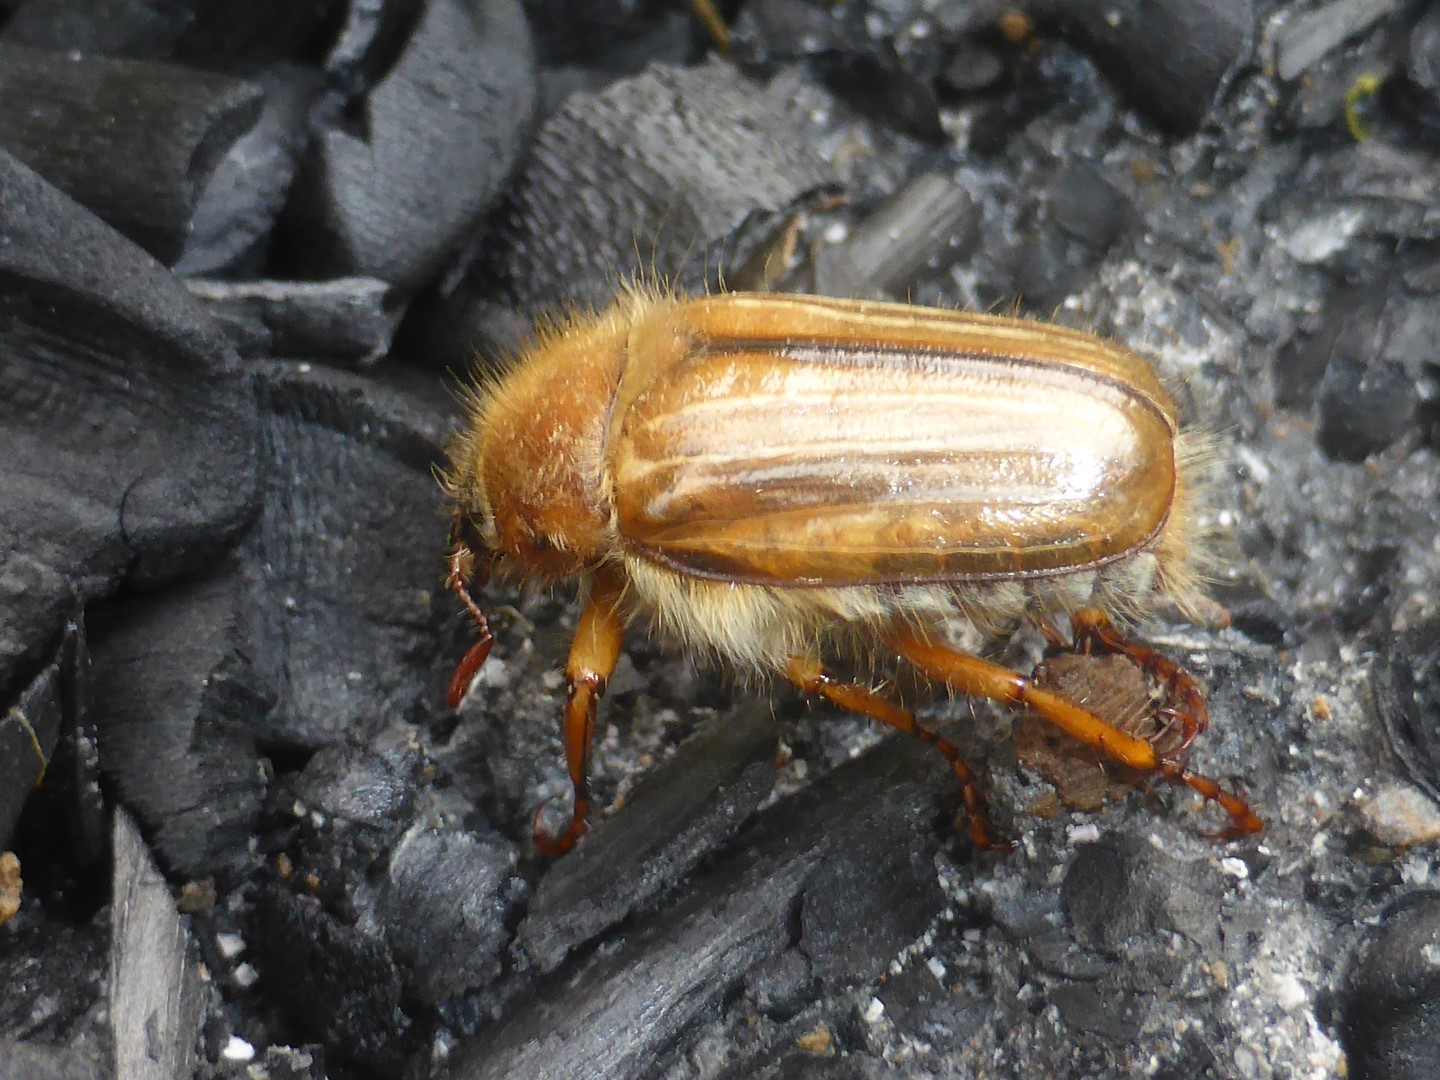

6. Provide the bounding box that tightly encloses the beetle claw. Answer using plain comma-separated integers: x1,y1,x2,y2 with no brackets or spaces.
532,798,586,857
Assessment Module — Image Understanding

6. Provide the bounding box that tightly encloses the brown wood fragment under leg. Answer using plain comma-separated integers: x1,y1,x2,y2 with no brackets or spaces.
890,630,1262,839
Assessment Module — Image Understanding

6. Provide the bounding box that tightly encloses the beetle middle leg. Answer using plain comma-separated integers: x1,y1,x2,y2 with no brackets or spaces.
889,631,1263,839
783,656,1015,851
534,567,627,857
1038,608,1209,752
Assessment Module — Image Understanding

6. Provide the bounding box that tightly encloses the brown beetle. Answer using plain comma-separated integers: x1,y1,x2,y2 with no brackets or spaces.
442,290,1261,854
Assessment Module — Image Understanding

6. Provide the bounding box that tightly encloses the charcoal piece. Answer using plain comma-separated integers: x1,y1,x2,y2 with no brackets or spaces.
2,0,350,69
518,702,779,973
185,277,400,363
1272,0,1397,82
0,628,70,853
522,0,692,68
733,0,955,138
0,1040,107,1080
1062,835,1224,958
0,619,93,879
248,1046,326,1080
1398,2,1440,132
1303,287,1433,461
458,57,839,314
176,66,325,277
439,739,947,1080
1046,162,1132,254
248,887,410,1072
1013,160,1133,308
1371,626,1440,806
811,172,978,299
0,45,263,265
292,730,422,837
1279,143,1440,275
0,151,259,707
367,826,521,1003
1345,892,1440,1080
0,916,108,1049
279,727,426,905
290,0,537,292
1039,0,1254,132
1317,351,1415,460
111,809,206,1080
1047,982,1144,1042
796,791,946,986
242,361,458,748
89,559,270,880
323,0,429,94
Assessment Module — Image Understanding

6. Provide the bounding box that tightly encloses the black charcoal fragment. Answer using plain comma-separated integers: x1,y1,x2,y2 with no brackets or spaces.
0,1040,107,1080
523,0,693,70
1013,160,1133,309
290,0,537,292
110,809,206,1080
186,276,400,363
0,902,107,1047
243,360,458,748
0,632,67,854
1062,836,1224,957
1345,892,1440,1080
1302,286,1433,461
1372,626,1440,806
796,788,946,987
1272,0,1399,83
811,172,978,299
1278,143,1440,276
518,702,779,972
0,45,263,265
1397,2,1440,132
9,618,108,876
89,559,270,881
278,726,428,908
439,739,947,1080
2,0,351,70
1039,0,1254,132
175,65,324,277
456,57,838,315
248,886,411,1072
365,826,521,1003
0,150,259,706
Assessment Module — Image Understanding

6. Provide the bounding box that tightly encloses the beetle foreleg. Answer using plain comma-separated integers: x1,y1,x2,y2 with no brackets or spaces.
535,567,627,857
783,656,1015,852
890,631,1262,839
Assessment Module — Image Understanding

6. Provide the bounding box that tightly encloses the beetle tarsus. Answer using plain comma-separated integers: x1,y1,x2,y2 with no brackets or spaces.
533,798,589,857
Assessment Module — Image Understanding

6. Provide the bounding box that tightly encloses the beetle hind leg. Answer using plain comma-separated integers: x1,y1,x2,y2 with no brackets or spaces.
890,630,1262,839
783,656,1016,852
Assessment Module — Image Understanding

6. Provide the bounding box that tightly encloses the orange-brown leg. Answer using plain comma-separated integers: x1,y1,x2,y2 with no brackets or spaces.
1059,608,1210,751
533,567,627,857
891,630,1263,839
784,656,1015,851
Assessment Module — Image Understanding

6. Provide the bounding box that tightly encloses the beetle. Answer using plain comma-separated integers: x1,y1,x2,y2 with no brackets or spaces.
441,288,1262,854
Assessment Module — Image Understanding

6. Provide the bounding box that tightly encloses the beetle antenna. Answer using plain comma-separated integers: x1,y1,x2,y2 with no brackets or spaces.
446,540,495,709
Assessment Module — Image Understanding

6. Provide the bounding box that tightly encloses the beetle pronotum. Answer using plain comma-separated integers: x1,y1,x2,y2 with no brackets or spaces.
442,289,1262,855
